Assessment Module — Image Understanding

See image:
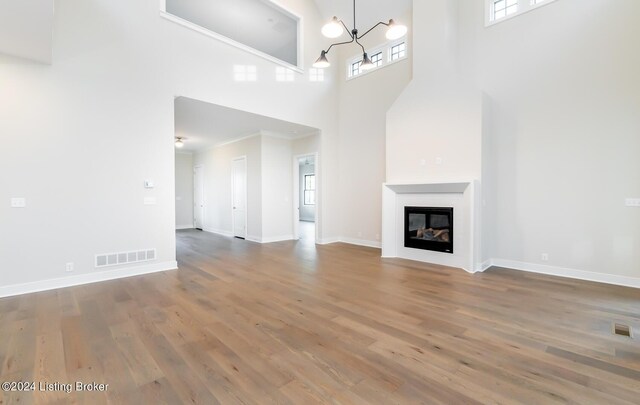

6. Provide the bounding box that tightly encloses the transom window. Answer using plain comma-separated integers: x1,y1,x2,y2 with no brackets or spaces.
304,174,316,205
390,42,406,61
370,52,383,68
346,39,408,79
486,0,559,26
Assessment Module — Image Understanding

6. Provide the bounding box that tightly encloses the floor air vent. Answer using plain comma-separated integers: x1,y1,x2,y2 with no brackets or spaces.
613,323,632,338
95,249,156,268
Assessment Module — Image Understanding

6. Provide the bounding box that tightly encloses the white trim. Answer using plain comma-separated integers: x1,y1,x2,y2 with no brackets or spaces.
317,237,340,245
485,0,560,27
246,235,262,243
261,235,294,243
159,6,303,72
0,261,178,299
490,258,640,289
231,156,248,239
176,225,194,230
203,228,234,237
339,237,381,249
480,259,493,272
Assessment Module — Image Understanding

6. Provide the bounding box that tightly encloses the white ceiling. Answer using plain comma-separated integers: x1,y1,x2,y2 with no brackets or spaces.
312,0,412,32
174,97,319,153
0,0,54,63
166,0,298,65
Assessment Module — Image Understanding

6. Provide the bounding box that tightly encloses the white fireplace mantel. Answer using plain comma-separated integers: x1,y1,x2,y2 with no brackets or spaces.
382,180,482,273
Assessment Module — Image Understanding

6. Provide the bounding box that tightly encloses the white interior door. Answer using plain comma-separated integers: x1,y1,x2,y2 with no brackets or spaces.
194,165,204,230
232,157,247,239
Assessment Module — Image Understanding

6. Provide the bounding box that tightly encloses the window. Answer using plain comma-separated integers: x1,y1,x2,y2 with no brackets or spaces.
486,0,559,26
234,65,257,82
370,52,383,68
304,174,315,205
309,68,324,82
492,0,518,21
346,38,408,80
390,42,406,61
164,0,301,68
350,60,363,77
276,67,295,82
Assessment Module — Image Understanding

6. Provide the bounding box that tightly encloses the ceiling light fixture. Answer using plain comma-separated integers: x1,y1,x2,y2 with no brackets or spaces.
313,0,407,69
175,137,184,148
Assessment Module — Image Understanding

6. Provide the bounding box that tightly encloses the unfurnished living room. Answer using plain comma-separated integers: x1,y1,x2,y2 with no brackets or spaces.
1,0,639,403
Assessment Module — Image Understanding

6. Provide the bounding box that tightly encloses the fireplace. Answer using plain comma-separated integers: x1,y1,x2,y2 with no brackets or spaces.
404,207,453,253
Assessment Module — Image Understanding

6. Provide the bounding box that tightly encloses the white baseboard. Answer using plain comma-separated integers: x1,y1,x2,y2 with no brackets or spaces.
339,237,382,249
490,258,640,289
316,237,340,245
203,228,234,237
480,259,493,272
0,260,178,299
176,225,194,230
261,235,294,244
246,235,261,243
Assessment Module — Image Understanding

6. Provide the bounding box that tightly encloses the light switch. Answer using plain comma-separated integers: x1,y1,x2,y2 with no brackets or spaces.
144,180,155,189
11,198,26,208
144,197,157,205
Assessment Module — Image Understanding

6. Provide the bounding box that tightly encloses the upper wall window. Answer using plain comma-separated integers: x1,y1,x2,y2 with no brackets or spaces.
163,0,301,69
346,38,408,80
486,0,559,26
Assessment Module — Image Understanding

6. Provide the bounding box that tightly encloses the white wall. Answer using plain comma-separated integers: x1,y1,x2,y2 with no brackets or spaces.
194,135,262,238
336,10,413,246
386,0,640,283
462,0,640,279
0,0,339,294
299,163,315,221
261,135,294,241
175,152,194,229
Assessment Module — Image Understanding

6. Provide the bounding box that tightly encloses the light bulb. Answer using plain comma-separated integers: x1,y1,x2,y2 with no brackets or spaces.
321,17,344,38
175,138,184,148
313,51,330,68
386,19,407,40
361,53,374,71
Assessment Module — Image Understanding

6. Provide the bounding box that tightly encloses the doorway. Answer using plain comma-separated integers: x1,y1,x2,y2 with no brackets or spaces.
232,156,248,239
293,153,318,243
194,165,204,230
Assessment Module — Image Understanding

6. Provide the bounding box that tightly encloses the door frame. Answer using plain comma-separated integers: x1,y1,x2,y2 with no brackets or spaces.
292,152,319,241
231,155,248,239
193,164,205,230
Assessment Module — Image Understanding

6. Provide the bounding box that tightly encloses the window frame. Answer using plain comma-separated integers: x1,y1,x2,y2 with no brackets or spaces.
485,0,560,27
303,174,315,205
160,0,304,72
345,37,408,81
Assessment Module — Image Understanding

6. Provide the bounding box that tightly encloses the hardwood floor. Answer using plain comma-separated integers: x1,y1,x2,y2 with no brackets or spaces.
1,229,639,404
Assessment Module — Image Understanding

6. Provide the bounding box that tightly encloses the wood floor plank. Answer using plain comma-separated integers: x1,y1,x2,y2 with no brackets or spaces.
0,229,638,404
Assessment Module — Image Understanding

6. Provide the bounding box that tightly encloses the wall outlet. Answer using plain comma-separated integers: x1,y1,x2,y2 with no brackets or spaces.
541,253,549,262
625,198,640,207
66,262,74,272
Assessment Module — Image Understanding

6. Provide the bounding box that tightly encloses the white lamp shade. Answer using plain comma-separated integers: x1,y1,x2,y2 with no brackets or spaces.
313,51,330,68
321,17,344,38
386,19,407,40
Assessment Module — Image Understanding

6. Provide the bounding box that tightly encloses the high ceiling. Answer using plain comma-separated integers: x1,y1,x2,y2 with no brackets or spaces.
312,0,412,32
0,0,54,63
174,97,319,153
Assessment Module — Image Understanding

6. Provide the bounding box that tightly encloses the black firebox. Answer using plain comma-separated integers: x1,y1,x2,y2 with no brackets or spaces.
404,207,453,253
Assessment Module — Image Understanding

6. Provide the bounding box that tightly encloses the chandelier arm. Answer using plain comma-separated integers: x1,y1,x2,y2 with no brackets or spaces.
354,37,366,53
325,37,356,55
339,19,354,39
357,21,389,40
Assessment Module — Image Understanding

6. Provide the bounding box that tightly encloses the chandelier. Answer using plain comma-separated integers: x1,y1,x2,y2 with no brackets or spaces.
313,0,407,70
